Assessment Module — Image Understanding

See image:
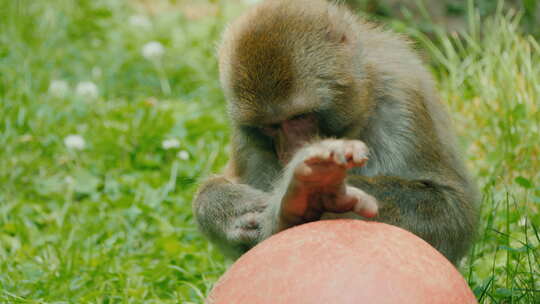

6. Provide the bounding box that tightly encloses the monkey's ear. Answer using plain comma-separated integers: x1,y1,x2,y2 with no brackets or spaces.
325,4,357,46
326,29,349,45
326,30,353,48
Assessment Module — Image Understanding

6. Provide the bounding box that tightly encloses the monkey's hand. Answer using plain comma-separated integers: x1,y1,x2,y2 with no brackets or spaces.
193,177,270,258
276,139,378,231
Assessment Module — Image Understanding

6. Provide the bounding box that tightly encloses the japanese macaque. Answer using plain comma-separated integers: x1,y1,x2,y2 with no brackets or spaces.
193,0,478,265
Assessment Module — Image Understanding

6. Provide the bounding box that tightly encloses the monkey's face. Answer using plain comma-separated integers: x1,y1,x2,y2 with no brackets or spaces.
218,0,366,165
222,58,361,166
225,80,359,166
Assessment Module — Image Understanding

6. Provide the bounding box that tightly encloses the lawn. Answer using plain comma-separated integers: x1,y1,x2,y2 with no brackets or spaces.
0,0,538,303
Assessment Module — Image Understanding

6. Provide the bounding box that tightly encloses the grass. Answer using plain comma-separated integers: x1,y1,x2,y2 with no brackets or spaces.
0,0,538,303
419,11,540,302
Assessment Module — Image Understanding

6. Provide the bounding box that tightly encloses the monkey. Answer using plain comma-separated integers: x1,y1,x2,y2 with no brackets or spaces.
192,0,479,265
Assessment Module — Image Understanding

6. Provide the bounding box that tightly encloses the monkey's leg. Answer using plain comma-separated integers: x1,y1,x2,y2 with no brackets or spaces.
274,140,378,232
193,176,270,258
347,175,478,264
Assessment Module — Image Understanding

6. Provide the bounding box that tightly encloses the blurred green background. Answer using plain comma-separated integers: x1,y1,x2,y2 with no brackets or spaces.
345,0,540,35
0,0,538,303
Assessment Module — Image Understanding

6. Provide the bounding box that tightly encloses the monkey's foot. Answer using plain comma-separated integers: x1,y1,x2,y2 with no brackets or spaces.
279,140,377,230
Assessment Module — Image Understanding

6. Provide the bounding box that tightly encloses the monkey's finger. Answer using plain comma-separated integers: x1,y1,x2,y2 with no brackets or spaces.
354,197,378,218
294,163,314,178
344,154,368,169
343,147,355,164
351,141,369,162
332,150,347,165
345,158,368,171
347,187,378,218
339,141,368,168
320,141,346,165
304,148,332,165
354,198,378,218
352,149,369,164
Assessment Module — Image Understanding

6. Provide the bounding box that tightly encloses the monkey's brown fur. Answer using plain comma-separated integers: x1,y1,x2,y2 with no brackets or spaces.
193,0,478,265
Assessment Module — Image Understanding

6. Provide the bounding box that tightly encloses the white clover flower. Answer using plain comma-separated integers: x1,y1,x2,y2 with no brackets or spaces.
129,15,152,29
75,81,99,99
177,150,189,160
142,41,165,60
48,80,69,98
65,176,75,185
64,134,86,150
162,138,180,150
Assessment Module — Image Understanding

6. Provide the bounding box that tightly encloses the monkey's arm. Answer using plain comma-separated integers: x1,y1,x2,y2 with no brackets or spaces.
192,139,376,259
347,175,478,264
192,176,272,259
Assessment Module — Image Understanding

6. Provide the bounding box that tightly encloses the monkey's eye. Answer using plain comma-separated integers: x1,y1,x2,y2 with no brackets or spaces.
290,113,309,121
260,124,280,137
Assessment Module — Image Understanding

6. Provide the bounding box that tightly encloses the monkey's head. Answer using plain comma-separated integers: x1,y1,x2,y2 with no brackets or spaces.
219,0,372,164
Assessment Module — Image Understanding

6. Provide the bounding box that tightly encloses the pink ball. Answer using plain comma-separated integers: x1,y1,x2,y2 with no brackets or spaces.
208,220,477,304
